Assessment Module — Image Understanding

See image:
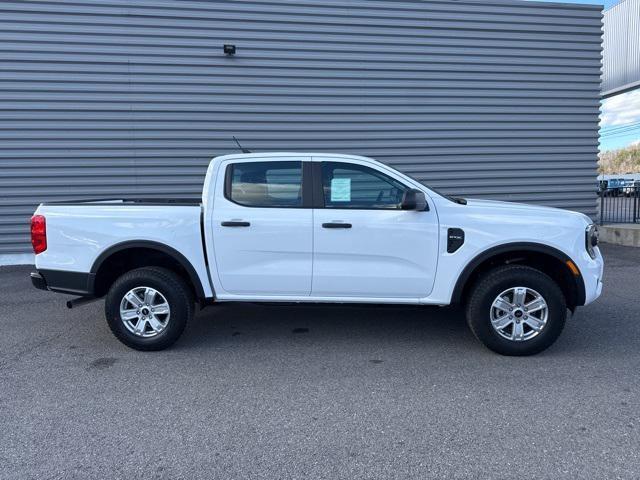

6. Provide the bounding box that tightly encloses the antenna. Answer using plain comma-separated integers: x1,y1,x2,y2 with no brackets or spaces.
232,136,251,154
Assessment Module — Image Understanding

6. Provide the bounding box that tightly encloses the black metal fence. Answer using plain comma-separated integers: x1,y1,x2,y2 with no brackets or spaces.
599,187,640,224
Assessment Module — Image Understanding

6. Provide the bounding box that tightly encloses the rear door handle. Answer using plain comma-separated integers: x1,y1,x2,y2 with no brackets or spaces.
221,221,250,227
322,222,352,229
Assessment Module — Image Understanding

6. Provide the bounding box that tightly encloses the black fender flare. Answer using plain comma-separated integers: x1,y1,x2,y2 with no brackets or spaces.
90,240,206,300
450,242,586,306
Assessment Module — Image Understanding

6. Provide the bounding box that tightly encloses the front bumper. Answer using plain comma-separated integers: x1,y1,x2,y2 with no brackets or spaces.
579,247,604,306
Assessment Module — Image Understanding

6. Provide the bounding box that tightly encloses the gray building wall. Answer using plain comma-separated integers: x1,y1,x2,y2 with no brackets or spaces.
0,0,603,256
602,0,640,97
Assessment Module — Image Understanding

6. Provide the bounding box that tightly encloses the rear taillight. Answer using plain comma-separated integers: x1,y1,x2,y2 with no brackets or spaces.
31,215,47,254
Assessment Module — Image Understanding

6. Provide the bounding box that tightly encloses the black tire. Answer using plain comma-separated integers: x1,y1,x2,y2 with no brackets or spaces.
105,267,194,351
466,265,567,356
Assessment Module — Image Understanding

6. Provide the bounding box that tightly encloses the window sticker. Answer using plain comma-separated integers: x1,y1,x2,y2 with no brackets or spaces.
330,178,351,202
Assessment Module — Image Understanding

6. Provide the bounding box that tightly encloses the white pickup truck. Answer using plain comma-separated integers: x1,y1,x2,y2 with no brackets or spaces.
30,153,603,355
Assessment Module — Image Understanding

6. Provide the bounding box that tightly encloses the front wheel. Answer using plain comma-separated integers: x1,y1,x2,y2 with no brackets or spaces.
466,265,567,356
105,267,194,351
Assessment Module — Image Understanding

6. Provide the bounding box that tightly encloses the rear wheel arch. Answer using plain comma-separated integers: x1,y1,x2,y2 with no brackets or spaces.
451,242,585,310
90,240,206,301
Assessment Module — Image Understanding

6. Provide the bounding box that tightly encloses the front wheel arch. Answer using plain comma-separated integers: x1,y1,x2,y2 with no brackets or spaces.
451,242,585,311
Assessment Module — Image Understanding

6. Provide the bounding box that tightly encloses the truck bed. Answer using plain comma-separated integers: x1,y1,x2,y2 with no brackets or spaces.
34,198,213,298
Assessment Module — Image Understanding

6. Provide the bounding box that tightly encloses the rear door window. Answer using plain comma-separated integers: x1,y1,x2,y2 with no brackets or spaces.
225,161,303,207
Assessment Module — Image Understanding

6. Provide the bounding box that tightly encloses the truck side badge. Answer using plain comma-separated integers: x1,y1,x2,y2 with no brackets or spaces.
447,228,465,253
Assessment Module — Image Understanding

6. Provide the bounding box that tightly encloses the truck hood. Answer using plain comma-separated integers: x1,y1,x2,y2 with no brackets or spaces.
458,198,592,226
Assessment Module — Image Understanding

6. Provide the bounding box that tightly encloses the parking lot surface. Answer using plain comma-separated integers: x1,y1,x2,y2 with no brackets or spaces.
1,244,639,479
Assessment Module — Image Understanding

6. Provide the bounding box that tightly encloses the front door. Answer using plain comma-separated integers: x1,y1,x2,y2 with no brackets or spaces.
312,159,438,298
211,158,313,296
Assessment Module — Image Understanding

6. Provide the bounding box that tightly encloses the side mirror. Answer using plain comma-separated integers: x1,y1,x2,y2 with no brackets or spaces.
401,189,428,211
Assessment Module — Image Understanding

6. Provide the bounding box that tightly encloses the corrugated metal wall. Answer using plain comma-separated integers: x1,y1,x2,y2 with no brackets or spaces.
0,0,603,256
602,0,640,97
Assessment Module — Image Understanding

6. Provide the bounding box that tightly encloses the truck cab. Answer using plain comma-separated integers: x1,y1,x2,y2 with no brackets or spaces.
204,153,439,300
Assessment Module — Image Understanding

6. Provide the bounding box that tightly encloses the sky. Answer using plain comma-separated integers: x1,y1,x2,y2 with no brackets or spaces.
600,89,640,151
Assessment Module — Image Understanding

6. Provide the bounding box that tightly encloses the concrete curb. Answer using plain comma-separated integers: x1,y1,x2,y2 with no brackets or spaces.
600,224,640,247
0,253,34,266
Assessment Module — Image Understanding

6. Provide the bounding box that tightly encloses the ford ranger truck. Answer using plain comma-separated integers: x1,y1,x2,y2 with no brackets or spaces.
30,153,603,355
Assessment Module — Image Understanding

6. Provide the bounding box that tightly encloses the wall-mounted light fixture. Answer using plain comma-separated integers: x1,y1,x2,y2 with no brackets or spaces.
223,44,236,56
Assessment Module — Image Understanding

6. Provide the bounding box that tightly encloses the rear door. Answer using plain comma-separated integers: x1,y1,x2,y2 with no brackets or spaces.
211,157,313,296
311,158,439,299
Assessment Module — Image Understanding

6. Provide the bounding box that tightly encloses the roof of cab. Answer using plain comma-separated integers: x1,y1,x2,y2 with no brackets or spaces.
211,152,378,164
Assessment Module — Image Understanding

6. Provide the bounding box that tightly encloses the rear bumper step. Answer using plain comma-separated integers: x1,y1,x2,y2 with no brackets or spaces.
30,271,48,291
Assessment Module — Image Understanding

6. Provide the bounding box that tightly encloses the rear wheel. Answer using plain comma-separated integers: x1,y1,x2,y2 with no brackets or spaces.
466,265,567,356
105,267,193,351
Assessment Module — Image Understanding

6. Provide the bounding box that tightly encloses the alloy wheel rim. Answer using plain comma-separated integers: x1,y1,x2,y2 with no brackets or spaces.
489,286,548,342
119,286,170,338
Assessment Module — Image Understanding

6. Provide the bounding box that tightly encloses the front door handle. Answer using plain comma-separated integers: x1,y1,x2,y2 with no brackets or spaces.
322,222,352,229
221,221,250,227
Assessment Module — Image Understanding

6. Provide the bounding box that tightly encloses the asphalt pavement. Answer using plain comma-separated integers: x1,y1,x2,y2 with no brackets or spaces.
1,243,639,479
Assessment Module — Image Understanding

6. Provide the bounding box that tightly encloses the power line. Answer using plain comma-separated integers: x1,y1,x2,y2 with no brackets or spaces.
600,124,640,134
601,132,640,140
600,120,640,134
601,129,640,139
600,125,640,138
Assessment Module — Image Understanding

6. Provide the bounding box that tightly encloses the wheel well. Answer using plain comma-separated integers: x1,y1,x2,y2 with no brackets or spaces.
455,249,583,311
92,247,200,299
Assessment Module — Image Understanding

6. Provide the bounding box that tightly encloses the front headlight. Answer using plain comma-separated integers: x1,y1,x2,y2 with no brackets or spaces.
585,224,599,259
